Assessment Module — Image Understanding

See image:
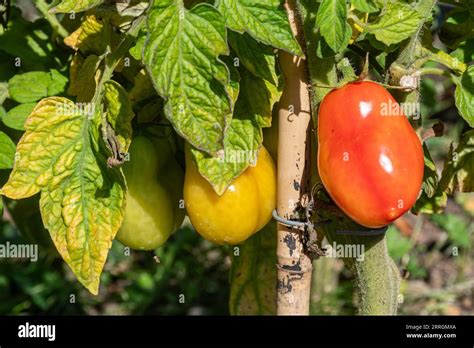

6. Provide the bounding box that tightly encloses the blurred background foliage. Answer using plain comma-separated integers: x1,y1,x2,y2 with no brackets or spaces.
0,0,472,315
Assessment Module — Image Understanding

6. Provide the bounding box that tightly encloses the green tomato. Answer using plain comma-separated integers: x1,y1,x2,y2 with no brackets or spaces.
117,135,185,250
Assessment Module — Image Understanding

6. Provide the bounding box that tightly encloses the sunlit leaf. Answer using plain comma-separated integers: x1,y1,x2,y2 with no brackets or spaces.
1,97,126,294
144,0,232,155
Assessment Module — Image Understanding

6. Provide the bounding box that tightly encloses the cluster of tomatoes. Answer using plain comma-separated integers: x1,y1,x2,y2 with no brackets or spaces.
118,81,424,250
117,135,277,249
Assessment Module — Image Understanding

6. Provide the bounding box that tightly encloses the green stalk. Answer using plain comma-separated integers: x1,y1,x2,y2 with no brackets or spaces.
350,235,400,314
35,0,69,39
420,67,452,77
319,220,401,315
91,15,146,106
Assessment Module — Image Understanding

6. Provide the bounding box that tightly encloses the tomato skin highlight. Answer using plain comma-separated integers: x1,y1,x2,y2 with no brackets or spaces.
184,146,277,245
317,81,424,228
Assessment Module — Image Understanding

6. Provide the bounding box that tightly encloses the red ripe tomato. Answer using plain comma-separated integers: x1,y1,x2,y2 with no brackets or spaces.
317,81,424,228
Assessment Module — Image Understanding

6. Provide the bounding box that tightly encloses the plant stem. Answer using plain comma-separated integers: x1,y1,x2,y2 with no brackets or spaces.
420,48,467,74
420,67,451,77
348,13,366,29
352,235,400,314
321,225,401,315
35,0,69,39
92,15,146,106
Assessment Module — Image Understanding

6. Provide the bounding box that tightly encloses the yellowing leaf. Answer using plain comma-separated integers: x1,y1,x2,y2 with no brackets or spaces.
103,81,134,152
128,69,156,103
50,0,105,14
64,15,107,55
439,130,474,194
68,54,103,102
1,97,126,294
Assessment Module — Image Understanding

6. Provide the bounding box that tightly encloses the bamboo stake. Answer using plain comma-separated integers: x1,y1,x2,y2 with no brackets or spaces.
276,0,313,315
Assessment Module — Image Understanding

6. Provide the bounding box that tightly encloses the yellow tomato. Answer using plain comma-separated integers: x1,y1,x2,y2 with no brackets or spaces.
184,146,277,245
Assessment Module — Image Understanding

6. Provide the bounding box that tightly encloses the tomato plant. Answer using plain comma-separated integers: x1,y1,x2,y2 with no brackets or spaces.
0,0,472,318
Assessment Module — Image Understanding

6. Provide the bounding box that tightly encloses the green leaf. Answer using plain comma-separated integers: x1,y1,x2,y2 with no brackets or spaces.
0,82,9,105
192,117,262,195
7,70,68,104
351,0,380,13
230,221,277,315
129,30,147,61
3,103,36,131
1,97,126,294
8,72,50,103
412,192,447,215
228,31,278,85
316,0,351,53
438,130,474,194
192,67,278,194
441,7,474,48
386,226,412,262
412,144,447,215
421,144,438,198
221,56,241,105
315,32,336,58
103,81,134,152
431,214,471,248
234,67,280,128
451,39,474,63
298,0,338,95
216,0,302,56
50,0,105,13
0,8,59,71
48,69,69,97
0,131,16,169
367,3,421,45
453,65,474,127
144,0,232,155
